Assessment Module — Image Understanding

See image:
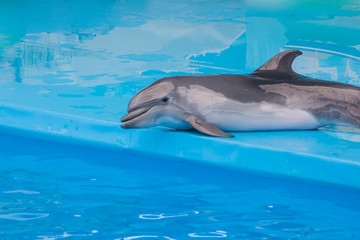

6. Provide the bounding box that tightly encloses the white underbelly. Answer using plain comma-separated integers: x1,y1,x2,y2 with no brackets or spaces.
205,108,321,131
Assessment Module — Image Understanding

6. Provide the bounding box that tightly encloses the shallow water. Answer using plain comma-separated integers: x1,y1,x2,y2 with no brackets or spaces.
0,133,360,239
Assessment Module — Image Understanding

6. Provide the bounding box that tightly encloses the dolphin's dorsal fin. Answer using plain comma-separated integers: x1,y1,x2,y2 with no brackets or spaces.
252,50,302,76
186,116,234,138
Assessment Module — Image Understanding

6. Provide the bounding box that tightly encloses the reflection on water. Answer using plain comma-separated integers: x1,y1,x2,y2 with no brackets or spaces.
0,0,359,121
188,230,227,238
37,231,97,240
0,213,49,221
139,212,191,220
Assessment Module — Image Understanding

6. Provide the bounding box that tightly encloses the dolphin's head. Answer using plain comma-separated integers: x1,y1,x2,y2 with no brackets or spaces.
121,79,190,129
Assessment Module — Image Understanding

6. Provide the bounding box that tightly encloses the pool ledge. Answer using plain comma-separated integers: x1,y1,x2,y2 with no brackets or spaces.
1,101,360,189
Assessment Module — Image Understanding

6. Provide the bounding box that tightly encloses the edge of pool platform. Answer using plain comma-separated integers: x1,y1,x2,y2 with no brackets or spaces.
0,101,360,190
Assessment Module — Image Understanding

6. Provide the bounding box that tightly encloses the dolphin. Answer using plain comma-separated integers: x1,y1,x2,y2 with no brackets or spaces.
121,50,360,137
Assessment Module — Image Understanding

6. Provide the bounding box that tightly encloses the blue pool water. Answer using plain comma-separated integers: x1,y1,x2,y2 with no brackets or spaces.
1,0,360,238
1,0,359,120
1,132,360,239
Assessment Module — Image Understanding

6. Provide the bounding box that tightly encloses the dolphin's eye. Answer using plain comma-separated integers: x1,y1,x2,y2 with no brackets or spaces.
162,97,169,103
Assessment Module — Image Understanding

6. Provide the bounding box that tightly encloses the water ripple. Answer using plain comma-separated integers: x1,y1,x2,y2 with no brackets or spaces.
0,212,49,221
37,231,97,240
188,231,227,238
139,212,189,220
139,210,200,220
3,189,40,194
119,236,175,240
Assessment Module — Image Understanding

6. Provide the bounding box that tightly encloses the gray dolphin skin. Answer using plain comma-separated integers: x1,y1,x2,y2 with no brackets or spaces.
121,50,360,137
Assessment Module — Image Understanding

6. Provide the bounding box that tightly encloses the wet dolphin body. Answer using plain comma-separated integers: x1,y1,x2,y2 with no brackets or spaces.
121,50,360,137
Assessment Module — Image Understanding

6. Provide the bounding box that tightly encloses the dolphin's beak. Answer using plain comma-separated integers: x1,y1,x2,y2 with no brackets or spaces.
121,107,150,122
121,92,157,128
122,81,173,128
121,106,161,128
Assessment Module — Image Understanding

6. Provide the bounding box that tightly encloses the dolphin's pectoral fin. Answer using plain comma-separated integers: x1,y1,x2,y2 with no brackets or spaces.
186,116,234,138
251,50,302,77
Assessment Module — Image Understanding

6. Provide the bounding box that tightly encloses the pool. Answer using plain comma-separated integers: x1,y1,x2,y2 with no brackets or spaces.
1,132,360,239
1,0,360,238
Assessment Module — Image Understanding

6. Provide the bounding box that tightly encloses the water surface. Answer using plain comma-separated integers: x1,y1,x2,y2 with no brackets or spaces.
0,133,360,239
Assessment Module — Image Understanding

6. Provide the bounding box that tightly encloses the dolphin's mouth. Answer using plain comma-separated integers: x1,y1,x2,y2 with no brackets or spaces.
121,107,154,128
121,107,150,122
